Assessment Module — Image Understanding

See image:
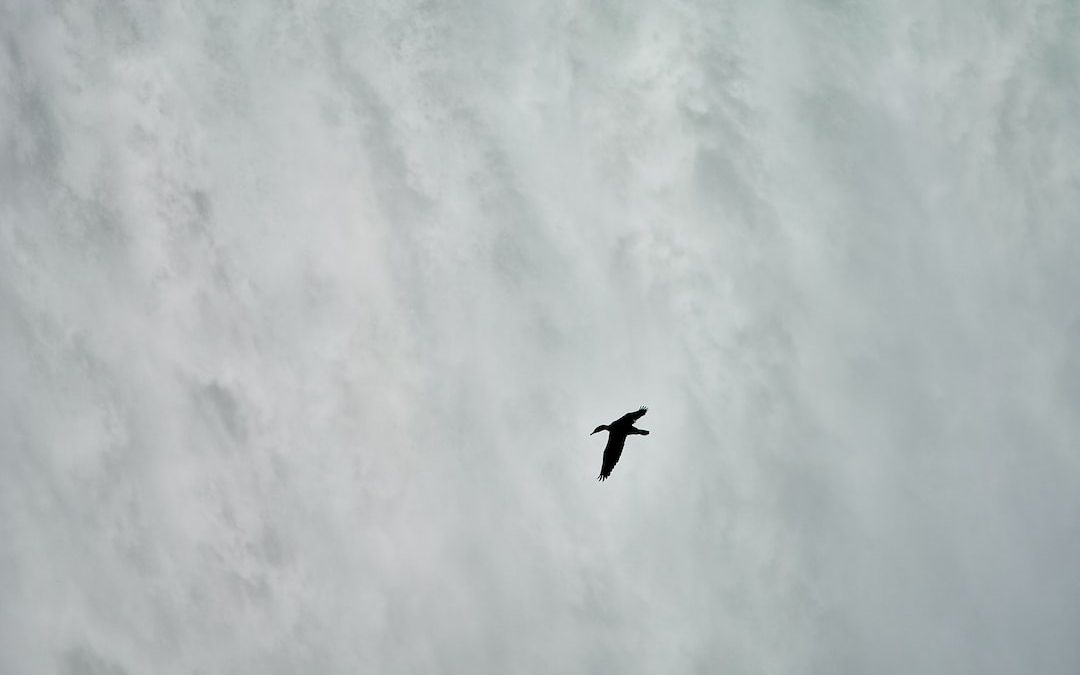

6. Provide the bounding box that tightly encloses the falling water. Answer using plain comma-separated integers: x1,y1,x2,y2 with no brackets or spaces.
3,2,1079,673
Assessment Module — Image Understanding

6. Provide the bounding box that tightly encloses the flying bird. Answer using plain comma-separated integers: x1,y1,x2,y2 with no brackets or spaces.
591,406,649,481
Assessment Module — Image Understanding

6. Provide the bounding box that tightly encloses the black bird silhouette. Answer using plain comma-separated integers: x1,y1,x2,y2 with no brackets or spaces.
591,406,649,481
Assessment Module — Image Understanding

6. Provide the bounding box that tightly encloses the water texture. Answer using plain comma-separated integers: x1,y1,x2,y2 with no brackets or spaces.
2,1,1079,673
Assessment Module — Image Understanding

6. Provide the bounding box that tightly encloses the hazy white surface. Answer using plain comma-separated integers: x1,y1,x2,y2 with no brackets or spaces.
2,1,1079,673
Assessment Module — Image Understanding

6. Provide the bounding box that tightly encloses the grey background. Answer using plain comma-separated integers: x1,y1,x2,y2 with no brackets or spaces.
2,1,1079,673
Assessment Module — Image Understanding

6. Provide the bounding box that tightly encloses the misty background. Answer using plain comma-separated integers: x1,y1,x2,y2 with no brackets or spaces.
2,1,1079,673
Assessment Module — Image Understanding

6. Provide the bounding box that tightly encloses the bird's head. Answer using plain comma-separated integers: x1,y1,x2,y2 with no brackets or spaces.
590,424,608,435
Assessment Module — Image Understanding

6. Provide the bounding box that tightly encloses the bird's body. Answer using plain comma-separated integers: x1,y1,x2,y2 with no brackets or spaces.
591,406,649,481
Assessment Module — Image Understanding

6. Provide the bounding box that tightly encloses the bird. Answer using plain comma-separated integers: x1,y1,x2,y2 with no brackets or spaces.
591,406,649,481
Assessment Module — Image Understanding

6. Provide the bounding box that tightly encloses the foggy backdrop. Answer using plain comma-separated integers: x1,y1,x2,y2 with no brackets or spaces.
3,1,1079,673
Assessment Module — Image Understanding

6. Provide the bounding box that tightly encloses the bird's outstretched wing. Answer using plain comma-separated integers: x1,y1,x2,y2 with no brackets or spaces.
615,406,647,426
598,433,627,481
